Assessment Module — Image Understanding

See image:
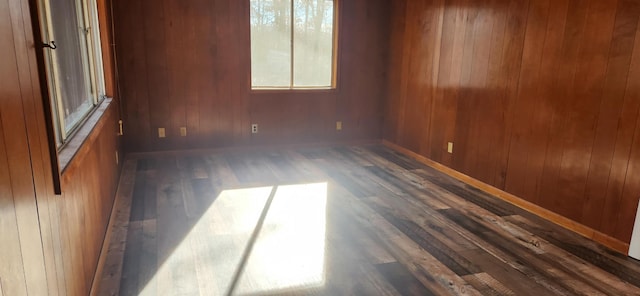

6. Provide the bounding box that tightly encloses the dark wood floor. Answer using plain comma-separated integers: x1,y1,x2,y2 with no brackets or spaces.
96,145,640,296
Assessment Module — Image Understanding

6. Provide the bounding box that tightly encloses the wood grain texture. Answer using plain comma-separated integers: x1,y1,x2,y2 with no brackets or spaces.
27,100,121,296
384,140,631,254
0,0,54,294
98,145,640,295
112,0,390,152
53,102,121,296
384,0,640,244
0,0,123,295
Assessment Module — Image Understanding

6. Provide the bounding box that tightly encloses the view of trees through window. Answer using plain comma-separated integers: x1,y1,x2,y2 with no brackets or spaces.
250,0,335,89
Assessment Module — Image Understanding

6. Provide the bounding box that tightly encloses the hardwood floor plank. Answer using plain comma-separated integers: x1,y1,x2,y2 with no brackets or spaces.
143,170,158,221
358,147,516,217
137,219,157,296
136,158,155,172
361,177,581,295
460,248,550,296
506,214,640,290
154,158,200,296
375,262,435,296
363,148,517,216
98,145,640,296
461,273,512,296
366,145,422,170
119,221,143,295
365,194,552,296
97,159,137,296
129,172,147,222
440,208,602,295
321,186,402,296
343,193,481,295
373,206,482,276
342,217,397,265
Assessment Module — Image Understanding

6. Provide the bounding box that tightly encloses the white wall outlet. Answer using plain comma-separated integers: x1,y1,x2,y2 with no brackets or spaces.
180,127,187,137
447,142,454,154
158,128,166,138
252,124,258,134
336,121,342,131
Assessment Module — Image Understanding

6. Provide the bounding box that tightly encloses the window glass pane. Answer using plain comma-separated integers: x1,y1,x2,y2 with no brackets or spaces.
251,0,292,88
50,0,93,133
293,0,333,87
89,0,106,99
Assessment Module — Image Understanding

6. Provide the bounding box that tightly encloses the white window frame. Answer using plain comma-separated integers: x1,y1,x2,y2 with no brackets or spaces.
38,0,106,147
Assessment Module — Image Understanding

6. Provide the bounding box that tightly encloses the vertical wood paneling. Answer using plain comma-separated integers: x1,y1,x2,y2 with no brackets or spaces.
494,0,529,188
449,2,479,174
0,114,30,296
113,0,391,152
386,0,640,244
583,0,640,230
0,0,123,295
399,0,437,153
611,8,640,241
114,0,147,150
334,0,389,142
554,0,618,222
472,0,508,186
51,103,120,296
505,0,551,202
536,0,588,212
455,0,496,180
0,0,49,295
525,0,568,204
142,0,171,149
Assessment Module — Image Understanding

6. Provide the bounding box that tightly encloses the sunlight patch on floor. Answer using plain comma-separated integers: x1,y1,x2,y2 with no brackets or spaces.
138,183,328,296
236,182,328,295
139,186,273,295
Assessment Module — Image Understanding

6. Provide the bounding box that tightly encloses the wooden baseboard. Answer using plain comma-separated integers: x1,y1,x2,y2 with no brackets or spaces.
382,140,630,255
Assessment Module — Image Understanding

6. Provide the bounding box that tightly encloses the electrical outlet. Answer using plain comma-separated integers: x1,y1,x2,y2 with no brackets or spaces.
447,142,454,154
180,127,187,137
158,128,166,138
336,121,342,131
252,124,258,134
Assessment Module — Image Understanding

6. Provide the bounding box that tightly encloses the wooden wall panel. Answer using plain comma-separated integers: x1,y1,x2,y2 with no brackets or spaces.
27,101,121,296
385,0,640,244
1,0,52,294
0,0,122,295
52,104,120,296
113,0,390,152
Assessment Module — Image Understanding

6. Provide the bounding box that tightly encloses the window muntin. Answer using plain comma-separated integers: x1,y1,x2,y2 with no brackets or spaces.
40,0,105,147
250,0,336,89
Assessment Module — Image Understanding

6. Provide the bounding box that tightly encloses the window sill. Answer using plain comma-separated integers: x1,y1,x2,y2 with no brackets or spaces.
250,87,337,95
58,98,113,173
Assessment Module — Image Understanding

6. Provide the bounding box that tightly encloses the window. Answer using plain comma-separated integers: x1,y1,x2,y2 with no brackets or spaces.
39,0,105,147
250,0,336,89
